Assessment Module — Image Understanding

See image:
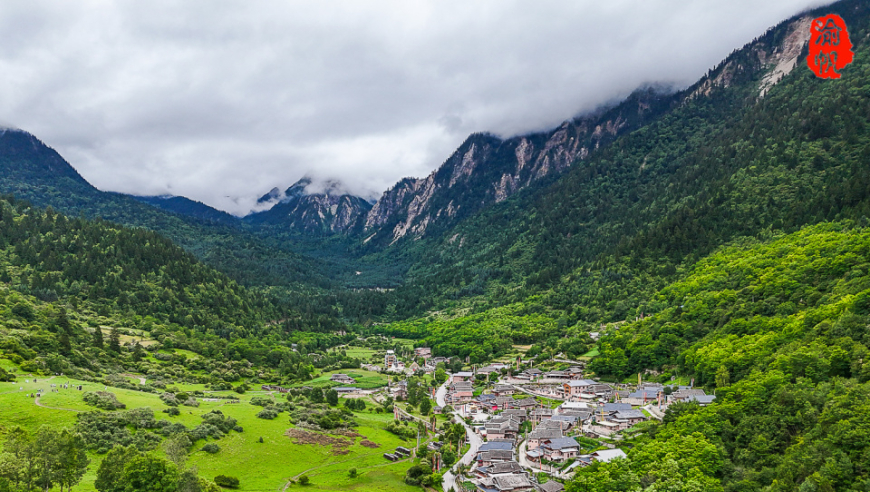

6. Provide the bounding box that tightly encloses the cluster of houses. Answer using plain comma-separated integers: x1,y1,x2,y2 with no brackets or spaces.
458,374,674,492
364,346,449,375
612,382,717,407
465,398,634,492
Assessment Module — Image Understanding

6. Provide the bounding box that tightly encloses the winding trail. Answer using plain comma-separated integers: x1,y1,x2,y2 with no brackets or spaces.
32,378,82,413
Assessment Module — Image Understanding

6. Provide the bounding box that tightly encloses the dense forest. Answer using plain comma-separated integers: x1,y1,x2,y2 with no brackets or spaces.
374,0,870,352
570,222,870,491
0,195,365,385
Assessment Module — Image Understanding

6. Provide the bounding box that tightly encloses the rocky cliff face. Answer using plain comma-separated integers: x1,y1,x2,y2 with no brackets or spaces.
246,177,373,234
362,87,678,244
361,9,823,246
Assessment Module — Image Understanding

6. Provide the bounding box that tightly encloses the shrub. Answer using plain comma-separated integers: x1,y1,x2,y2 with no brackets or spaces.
298,476,310,486
163,407,181,416
213,475,240,489
201,443,220,454
160,393,179,407
250,396,273,407
83,391,126,410
256,408,278,420
181,396,200,407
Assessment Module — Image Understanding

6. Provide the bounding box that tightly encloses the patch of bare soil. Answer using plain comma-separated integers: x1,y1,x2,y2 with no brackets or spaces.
285,428,353,455
360,440,380,448
331,429,363,438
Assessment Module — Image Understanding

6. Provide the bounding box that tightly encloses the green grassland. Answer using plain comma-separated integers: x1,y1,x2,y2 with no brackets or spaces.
339,346,378,360
0,374,417,491
299,369,389,390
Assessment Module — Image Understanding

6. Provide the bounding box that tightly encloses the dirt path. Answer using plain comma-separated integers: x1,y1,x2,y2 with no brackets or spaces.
34,394,82,413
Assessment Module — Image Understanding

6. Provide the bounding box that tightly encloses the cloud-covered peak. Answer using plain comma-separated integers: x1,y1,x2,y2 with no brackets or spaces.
0,0,834,215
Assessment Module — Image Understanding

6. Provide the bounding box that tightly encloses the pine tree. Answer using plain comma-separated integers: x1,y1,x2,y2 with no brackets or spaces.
108,328,121,353
92,327,104,349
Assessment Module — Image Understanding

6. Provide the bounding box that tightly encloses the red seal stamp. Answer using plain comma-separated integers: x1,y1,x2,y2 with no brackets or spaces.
807,14,854,79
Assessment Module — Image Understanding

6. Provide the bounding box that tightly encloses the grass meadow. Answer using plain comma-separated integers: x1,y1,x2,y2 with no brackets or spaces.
0,367,417,491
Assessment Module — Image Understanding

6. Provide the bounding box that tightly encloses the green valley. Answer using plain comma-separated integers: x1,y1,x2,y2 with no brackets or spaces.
2,1,870,491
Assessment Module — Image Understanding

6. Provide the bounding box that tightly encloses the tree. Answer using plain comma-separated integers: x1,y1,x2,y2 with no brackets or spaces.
420,398,432,415
109,328,122,353
121,455,179,492
34,427,62,492
348,468,358,478
434,368,448,385
162,433,192,469
55,429,90,492
298,475,310,486
92,327,104,349
715,365,730,389
2,427,39,492
325,389,339,407
308,388,323,404
95,446,141,492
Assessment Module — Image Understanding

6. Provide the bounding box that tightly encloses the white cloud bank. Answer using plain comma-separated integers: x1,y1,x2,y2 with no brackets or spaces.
0,0,834,215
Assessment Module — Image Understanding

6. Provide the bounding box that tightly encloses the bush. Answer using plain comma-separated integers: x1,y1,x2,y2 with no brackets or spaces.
213,475,240,489
298,476,310,486
163,407,181,416
250,396,273,407
256,408,278,420
201,443,220,454
160,393,179,407
83,391,126,410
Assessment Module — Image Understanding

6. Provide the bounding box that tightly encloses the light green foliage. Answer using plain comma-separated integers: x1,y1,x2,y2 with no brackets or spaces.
0,426,89,492
121,455,179,492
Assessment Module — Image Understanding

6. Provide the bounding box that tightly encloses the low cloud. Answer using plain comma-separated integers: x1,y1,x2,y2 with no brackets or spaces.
0,0,833,215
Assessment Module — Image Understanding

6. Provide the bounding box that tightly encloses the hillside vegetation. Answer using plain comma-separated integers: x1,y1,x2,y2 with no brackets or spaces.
572,223,870,491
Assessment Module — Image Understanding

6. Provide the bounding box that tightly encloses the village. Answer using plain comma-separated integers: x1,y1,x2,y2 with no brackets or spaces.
328,343,717,492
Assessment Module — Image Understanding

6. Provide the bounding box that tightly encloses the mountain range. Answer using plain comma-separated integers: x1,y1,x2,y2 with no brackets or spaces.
3,1,870,490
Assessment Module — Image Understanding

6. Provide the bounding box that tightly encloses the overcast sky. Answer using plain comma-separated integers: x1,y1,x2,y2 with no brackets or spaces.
0,0,833,215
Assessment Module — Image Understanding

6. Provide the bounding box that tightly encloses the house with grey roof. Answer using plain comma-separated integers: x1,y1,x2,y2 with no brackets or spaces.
485,417,520,440
527,437,580,463
515,397,539,409
527,428,563,449
474,460,524,478
550,414,579,429
537,481,565,492
453,371,475,382
492,474,534,492
476,449,515,466
480,441,515,452
686,394,717,406
501,408,528,422
493,384,516,396
601,402,633,414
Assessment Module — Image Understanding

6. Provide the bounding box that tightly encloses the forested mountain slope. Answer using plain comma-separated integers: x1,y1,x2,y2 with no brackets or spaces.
390,0,870,331
359,87,679,246
569,222,870,491
0,196,357,381
0,197,344,337
0,129,335,291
